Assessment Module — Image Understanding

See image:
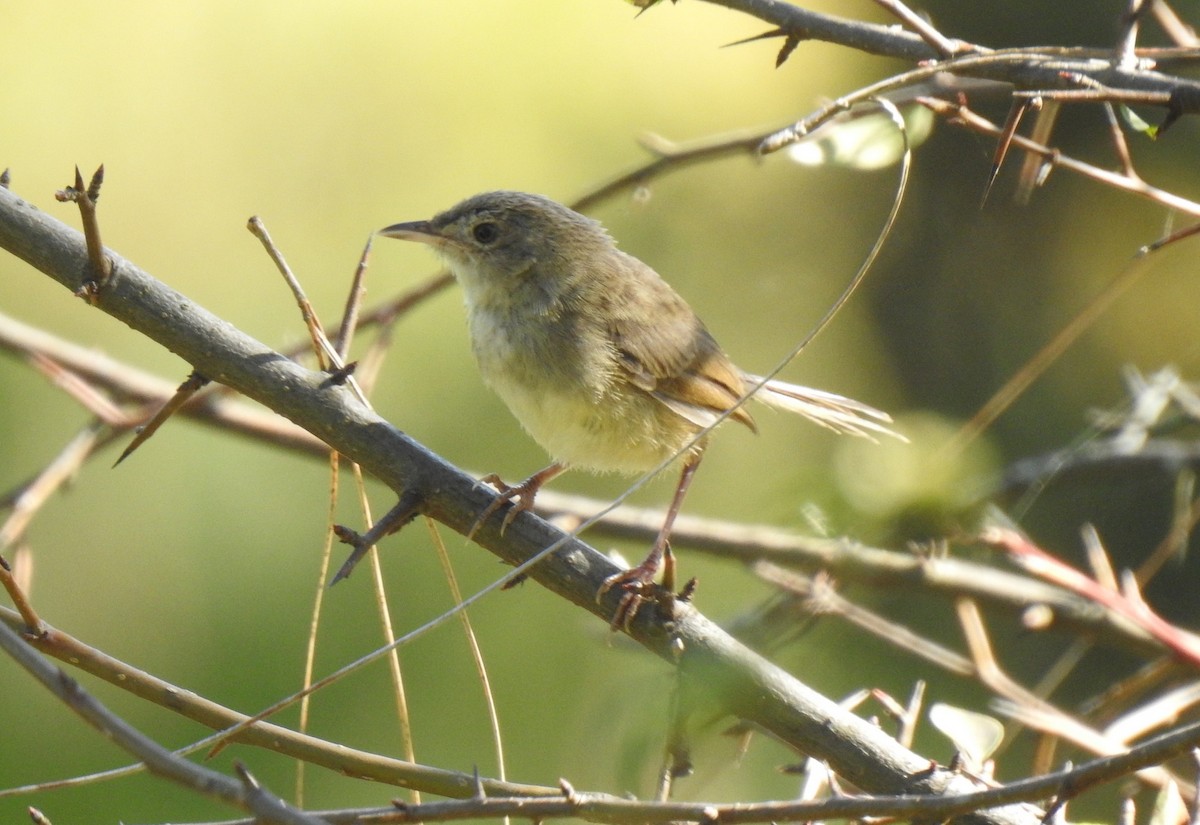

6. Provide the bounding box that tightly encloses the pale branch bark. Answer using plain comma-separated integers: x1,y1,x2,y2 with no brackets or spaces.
699,0,1200,118
0,186,1040,825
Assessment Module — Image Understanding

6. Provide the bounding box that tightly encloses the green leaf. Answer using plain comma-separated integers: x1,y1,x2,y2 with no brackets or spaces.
1120,104,1159,139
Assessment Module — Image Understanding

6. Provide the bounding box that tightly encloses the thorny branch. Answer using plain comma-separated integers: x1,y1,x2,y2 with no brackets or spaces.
86,719,1200,825
0,617,324,825
700,0,1200,128
0,604,564,801
0,314,1190,664
6,2,1200,821
0,183,1041,825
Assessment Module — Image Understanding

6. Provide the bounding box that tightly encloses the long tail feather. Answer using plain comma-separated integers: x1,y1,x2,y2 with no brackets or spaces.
743,373,906,442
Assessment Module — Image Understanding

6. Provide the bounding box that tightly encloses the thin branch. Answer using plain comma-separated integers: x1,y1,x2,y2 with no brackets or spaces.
872,0,964,58
983,526,1200,666
758,565,975,676
0,605,563,801
334,235,373,358
0,310,327,462
922,96,1200,215
956,600,1182,791
1153,2,1200,47
161,717,1200,825
702,0,1200,119
0,618,324,825
0,310,1184,663
248,215,366,407
26,350,132,425
53,165,111,295
0,423,103,633
1116,0,1153,68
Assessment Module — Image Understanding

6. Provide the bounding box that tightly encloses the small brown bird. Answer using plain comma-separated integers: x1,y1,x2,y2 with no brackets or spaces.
381,192,899,624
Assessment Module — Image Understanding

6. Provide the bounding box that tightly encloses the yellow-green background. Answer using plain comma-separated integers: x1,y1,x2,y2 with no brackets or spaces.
3,2,1200,822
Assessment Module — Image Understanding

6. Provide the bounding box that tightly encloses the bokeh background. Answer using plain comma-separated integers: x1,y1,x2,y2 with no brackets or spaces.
3,2,1200,822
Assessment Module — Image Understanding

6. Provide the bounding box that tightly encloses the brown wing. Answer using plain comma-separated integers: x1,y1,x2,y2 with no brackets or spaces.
600,251,756,432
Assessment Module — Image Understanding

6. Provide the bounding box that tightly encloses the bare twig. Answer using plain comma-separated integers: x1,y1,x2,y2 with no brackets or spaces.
872,0,964,58
760,46,1200,153
0,422,102,634
982,526,1200,666
248,215,367,404
53,165,111,298
26,351,132,425
0,604,561,801
1153,2,1200,47
958,599,1182,793
759,565,976,676
704,0,1200,123
0,311,326,461
921,97,1200,215
113,370,210,465
0,424,101,568
1115,0,1153,68
155,717,1200,825
0,618,325,825
3,304,1187,665
334,236,374,359
1103,101,1142,179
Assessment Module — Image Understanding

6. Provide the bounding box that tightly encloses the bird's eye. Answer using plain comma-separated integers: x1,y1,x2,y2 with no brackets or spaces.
472,222,499,244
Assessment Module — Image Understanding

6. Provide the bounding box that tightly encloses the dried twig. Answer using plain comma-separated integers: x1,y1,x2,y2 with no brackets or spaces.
0,618,325,825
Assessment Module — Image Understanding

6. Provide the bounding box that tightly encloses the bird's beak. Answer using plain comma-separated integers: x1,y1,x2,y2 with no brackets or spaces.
377,220,445,246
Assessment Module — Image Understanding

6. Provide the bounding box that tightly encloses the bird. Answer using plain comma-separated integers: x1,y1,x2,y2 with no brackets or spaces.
380,191,900,625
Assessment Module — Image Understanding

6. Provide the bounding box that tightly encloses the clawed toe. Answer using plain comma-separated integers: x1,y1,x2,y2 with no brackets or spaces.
467,463,566,541
597,562,662,631
597,564,656,601
611,589,648,630
468,484,525,540
595,544,691,630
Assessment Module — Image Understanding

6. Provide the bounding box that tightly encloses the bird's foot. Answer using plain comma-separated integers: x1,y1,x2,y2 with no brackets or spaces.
597,544,678,631
468,474,536,539
467,463,565,540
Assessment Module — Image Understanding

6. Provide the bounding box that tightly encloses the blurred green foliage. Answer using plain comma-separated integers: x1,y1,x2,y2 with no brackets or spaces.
3,2,1200,822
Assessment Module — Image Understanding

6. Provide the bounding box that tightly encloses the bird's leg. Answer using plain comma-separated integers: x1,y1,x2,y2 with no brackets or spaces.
599,450,704,628
468,462,567,540
619,453,703,584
